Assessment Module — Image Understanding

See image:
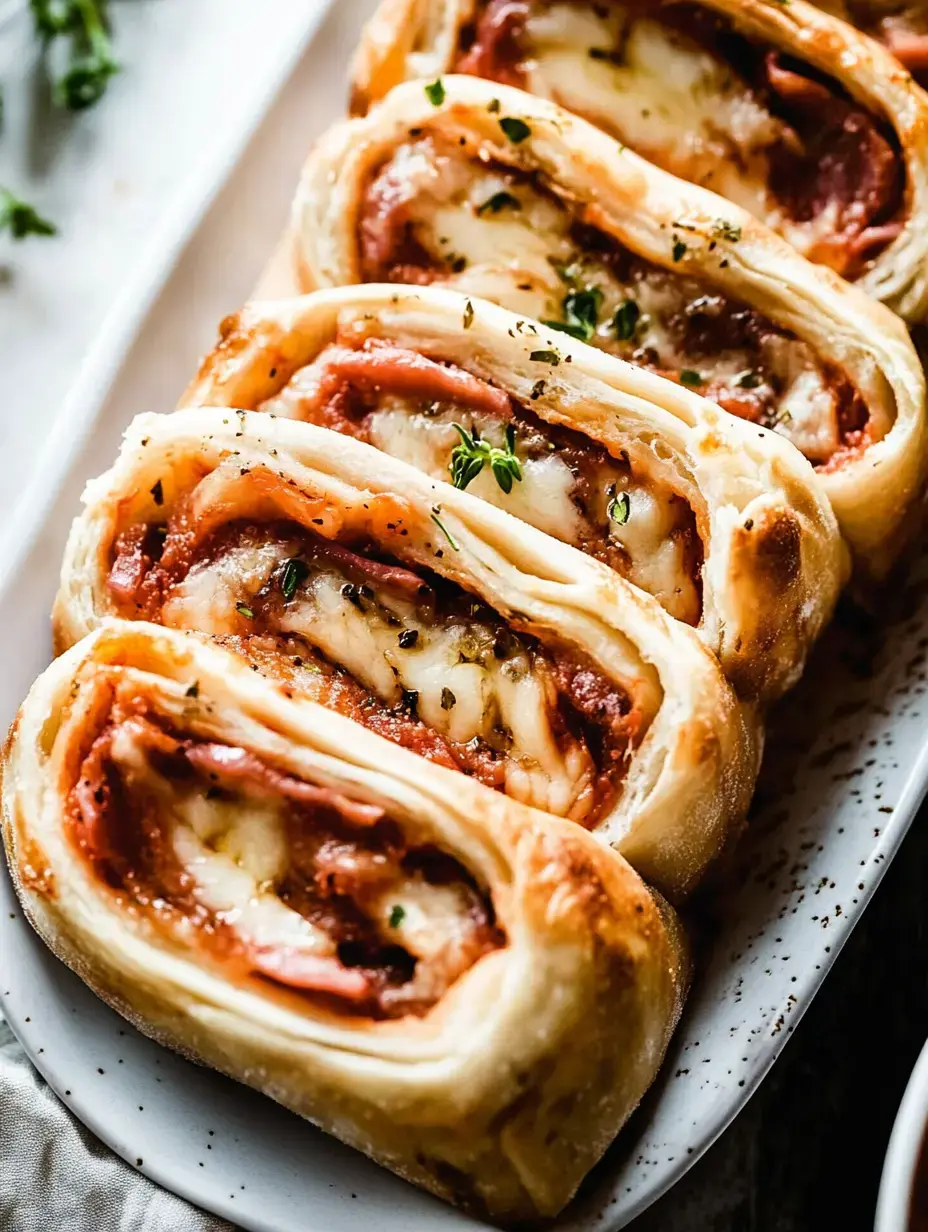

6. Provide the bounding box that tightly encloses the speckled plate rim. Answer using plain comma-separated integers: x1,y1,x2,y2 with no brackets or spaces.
1,6,928,1227
877,1036,928,1232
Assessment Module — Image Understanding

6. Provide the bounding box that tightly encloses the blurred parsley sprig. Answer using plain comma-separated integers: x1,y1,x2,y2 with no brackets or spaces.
1,0,119,241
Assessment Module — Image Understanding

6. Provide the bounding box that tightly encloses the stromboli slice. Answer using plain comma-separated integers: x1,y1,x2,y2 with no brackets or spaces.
181,284,845,702
54,407,759,899
1,622,688,1223
349,0,928,319
286,77,927,574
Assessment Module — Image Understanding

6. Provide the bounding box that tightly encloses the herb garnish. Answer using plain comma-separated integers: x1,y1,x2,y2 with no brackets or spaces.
499,116,531,143
0,189,56,240
389,904,406,928
613,299,640,341
712,219,742,242
450,422,523,494
672,239,687,262
185,681,199,699
236,603,255,619
31,0,120,111
543,287,602,342
530,349,560,365
440,687,457,710
431,508,459,551
735,369,763,389
607,491,631,524
149,479,164,506
476,190,521,216
279,558,309,602
679,369,703,386
424,78,445,106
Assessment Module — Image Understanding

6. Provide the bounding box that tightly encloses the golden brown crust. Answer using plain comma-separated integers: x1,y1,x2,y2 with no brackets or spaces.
287,76,927,579
349,0,928,321
53,403,761,900
2,623,687,1223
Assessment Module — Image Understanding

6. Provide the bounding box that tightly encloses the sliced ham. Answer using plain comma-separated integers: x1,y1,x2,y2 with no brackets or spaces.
454,0,529,86
250,947,374,1000
764,52,902,275
309,532,430,598
182,742,385,827
320,343,512,419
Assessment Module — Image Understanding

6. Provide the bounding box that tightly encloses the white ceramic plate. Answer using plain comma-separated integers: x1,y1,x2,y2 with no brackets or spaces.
877,1038,928,1232
4,4,928,1230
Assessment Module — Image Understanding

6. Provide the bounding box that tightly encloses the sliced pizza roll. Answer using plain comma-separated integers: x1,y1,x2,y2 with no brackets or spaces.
286,77,927,575
1,621,688,1222
181,285,845,702
349,0,928,319
54,407,760,899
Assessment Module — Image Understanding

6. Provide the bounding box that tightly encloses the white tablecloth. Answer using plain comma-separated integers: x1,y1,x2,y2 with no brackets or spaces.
0,1016,234,1230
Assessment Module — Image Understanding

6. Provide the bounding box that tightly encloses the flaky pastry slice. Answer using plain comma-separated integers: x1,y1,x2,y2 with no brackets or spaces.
1,621,687,1223
54,407,759,899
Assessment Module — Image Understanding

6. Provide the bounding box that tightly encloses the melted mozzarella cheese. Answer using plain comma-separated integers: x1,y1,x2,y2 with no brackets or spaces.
523,4,782,224
369,403,585,542
162,540,285,631
382,141,842,463
160,534,597,820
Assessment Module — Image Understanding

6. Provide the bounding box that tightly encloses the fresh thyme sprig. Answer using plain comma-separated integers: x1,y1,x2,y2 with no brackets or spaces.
450,422,523,494
0,188,56,239
31,0,119,111
542,287,603,342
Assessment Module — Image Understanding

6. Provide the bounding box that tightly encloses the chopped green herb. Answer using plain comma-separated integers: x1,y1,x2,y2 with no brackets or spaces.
0,189,56,239
463,299,474,329
613,299,640,342
440,687,457,710
607,491,631,525
543,287,602,342
430,509,459,551
236,603,255,619
499,116,531,143
388,904,406,928
679,369,703,387
424,78,445,105
31,0,120,111
185,681,199,699
487,97,501,113
279,557,309,602
672,239,687,262
530,349,561,365
530,379,546,399
450,422,522,494
149,479,164,506
712,219,742,242
476,190,521,216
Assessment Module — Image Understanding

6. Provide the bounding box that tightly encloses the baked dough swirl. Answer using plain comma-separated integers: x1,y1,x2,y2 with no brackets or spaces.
53,405,759,899
285,76,927,575
181,284,845,703
349,0,928,320
1,621,688,1223
815,2,928,84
